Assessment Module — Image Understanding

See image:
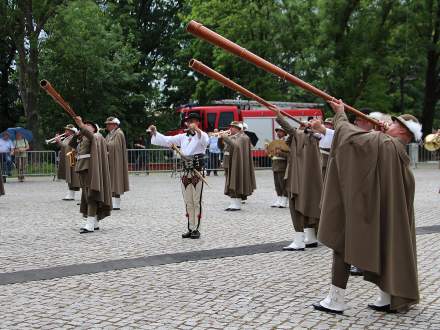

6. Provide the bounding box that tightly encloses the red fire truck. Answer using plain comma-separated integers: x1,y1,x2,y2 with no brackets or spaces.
166,99,324,152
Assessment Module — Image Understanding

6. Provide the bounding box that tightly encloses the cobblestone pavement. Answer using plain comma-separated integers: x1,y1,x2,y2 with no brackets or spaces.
0,169,439,329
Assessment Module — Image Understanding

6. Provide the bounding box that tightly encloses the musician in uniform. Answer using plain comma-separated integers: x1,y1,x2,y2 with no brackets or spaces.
221,121,256,211
275,109,323,251
70,117,112,234
269,127,289,208
56,124,80,201
314,100,420,314
310,119,334,178
104,117,129,210
218,122,242,178
148,113,209,239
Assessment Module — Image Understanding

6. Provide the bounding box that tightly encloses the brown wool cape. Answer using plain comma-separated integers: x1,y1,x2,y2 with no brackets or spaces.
223,132,256,198
57,135,80,188
318,112,419,311
276,114,323,219
106,128,129,195
79,129,113,220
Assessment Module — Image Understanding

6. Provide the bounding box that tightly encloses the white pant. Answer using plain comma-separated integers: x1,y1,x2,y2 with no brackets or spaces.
182,173,204,231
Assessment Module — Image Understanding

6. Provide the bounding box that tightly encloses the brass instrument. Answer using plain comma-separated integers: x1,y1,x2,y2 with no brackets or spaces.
66,150,77,167
45,133,67,144
424,133,440,151
266,140,290,158
211,129,231,137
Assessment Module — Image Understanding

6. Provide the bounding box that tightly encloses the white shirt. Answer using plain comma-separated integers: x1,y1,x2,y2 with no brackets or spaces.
151,131,209,156
319,128,334,149
0,138,13,153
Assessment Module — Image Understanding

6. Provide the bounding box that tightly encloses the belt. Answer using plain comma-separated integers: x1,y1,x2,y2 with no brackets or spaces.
272,157,286,160
320,149,330,156
223,151,230,156
76,154,91,160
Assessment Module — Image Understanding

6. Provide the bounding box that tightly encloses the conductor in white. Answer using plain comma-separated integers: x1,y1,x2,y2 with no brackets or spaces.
148,113,209,239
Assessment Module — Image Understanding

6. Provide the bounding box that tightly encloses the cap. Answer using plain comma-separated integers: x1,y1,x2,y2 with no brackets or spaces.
324,117,333,124
104,116,121,125
229,121,242,129
84,120,99,133
64,124,78,134
391,114,422,142
274,126,286,133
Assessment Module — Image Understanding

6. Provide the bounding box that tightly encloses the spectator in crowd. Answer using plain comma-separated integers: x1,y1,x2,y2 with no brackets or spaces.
207,129,221,176
12,132,30,182
0,131,14,182
133,134,151,173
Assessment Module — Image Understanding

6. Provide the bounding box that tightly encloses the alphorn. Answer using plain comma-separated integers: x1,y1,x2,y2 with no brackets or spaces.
189,59,304,127
40,80,77,119
186,20,380,127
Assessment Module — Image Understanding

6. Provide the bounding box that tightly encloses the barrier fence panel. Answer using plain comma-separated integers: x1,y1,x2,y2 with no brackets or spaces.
127,148,180,173
1,151,58,177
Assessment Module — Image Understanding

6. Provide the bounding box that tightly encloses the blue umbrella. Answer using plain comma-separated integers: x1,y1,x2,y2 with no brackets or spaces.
5,127,33,142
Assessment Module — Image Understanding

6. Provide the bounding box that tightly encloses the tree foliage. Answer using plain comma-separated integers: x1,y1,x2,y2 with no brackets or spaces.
0,0,439,146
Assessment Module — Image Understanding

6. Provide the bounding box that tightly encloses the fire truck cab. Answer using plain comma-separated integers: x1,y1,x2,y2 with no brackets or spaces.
166,100,324,150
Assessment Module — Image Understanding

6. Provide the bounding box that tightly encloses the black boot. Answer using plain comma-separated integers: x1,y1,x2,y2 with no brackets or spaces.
190,230,201,239
182,231,192,238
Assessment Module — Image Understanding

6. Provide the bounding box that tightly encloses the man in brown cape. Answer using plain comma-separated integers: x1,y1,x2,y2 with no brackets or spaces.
104,117,129,210
70,117,112,234
56,124,81,201
269,126,289,208
313,99,421,314
221,121,256,211
275,109,323,251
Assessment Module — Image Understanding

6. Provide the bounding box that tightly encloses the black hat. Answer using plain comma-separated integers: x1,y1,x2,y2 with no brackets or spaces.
185,112,201,121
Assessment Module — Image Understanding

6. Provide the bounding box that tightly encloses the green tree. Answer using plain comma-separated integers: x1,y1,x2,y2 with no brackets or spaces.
39,0,142,142
11,0,66,145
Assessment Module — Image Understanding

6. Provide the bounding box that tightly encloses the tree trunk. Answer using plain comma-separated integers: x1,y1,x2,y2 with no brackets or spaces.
421,50,438,136
421,0,440,137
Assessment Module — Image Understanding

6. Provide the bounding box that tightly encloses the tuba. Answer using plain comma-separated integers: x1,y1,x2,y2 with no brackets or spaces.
66,150,77,167
266,140,290,158
424,133,440,151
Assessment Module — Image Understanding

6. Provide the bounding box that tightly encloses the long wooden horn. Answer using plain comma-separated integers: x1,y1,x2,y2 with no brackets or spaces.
189,59,303,125
40,80,77,119
186,20,379,126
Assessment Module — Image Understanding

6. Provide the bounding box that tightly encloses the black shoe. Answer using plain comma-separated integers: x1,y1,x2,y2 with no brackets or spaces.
113,207,120,210
368,304,397,313
62,198,74,201
313,303,343,315
350,266,363,276
190,230,201,239
79,228,94,234
306,242,319,248
182,231,192,238
282,247,305,251
225,208,240,211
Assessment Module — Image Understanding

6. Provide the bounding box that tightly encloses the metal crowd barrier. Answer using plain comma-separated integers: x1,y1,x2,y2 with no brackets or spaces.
1,145,438,178
127,148,272,174
2,151,58,177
